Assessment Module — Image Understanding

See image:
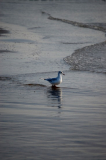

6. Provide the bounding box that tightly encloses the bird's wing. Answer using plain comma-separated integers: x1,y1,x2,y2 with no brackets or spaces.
44,78,57,82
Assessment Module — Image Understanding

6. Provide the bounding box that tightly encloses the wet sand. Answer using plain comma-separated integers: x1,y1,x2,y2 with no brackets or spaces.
0,0,106,160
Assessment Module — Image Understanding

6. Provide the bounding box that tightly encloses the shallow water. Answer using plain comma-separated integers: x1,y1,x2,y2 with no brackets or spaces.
0,0,106,160
0,71,106,160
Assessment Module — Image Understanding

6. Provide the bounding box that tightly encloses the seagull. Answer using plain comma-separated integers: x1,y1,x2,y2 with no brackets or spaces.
44,71,65,86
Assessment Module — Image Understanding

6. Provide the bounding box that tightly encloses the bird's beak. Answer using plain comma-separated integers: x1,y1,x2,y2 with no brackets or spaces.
62,72,65,75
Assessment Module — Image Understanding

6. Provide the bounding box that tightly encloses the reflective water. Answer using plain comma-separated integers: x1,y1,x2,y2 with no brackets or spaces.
0,71,106,160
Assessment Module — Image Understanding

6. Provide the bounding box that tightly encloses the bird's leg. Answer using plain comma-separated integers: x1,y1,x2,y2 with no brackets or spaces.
52,85,57,88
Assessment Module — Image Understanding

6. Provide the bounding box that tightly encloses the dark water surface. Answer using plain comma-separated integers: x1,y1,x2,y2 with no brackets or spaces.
0,0,106,160
0,71,106,160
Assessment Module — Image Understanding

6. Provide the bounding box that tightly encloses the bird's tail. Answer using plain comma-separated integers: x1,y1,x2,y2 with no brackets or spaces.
40,78,46,80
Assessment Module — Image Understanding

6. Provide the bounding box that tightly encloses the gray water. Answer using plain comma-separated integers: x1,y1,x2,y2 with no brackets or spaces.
0,0,106,160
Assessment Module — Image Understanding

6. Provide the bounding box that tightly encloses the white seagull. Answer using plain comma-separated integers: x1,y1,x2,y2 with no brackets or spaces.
44,71,65,86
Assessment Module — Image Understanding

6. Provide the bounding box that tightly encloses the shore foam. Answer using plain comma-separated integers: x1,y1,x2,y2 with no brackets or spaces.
64,41,106,73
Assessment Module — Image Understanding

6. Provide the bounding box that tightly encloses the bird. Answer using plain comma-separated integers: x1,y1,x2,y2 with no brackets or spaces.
44,71,65,86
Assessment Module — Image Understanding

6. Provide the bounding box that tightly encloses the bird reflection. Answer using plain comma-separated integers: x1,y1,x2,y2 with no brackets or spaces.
46,86,62,108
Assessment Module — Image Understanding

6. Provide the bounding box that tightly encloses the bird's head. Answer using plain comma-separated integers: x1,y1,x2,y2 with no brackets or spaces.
58,71,65,75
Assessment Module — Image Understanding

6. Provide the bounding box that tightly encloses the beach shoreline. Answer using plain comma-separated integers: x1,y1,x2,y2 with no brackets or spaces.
43,12,106,73
0,19,106,74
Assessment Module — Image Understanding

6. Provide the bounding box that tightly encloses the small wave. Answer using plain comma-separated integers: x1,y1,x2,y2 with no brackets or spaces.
0,76,12,81
41,11,106,33
0,39,35,44
0,50,14,53
24,83,46,87
28,27,41,30
64,41,106,73
61,42,90,45
48,15,106,33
